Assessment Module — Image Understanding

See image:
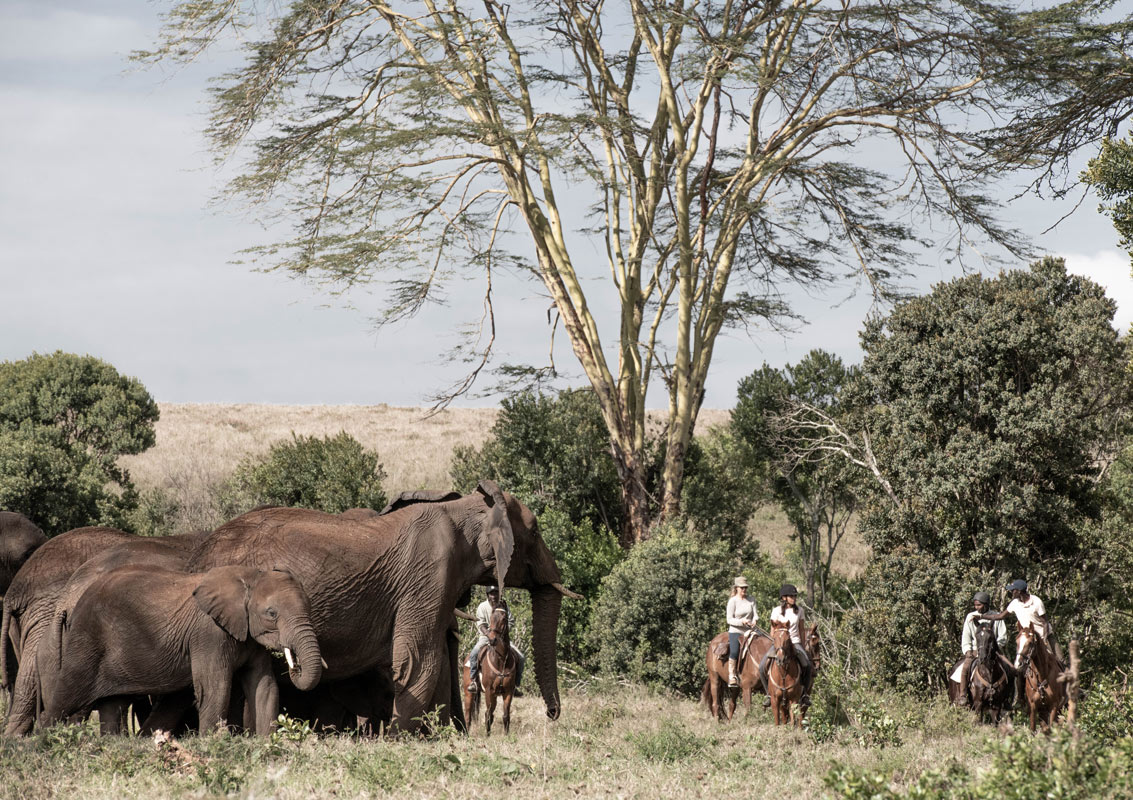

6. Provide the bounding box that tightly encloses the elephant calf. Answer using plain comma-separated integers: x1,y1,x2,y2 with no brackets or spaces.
42,565,323,735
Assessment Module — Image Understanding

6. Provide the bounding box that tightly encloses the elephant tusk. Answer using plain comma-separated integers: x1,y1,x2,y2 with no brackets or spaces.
551,582,584,600
321,657,328,669
454,608,477,622
284,647,296,670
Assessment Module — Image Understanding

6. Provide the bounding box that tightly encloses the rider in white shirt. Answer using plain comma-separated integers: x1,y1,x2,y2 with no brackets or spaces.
758,584,812,708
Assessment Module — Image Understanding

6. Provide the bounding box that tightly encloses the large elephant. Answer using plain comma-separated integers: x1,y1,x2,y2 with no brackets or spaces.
1,526,136,735
0,511,47,707
186,480,580,732
42,565,322,735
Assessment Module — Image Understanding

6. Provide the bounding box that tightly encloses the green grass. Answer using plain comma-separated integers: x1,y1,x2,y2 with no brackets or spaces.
0,679,1008,800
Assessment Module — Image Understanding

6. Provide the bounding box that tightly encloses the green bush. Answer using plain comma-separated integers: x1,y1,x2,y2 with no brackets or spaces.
587,524,772,696
223,431,388,514
679,426,762,551
0,351,158,534
538,506,623,666
826,731,1133,799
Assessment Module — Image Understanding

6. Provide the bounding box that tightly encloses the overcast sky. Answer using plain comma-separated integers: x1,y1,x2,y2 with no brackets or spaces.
2,1,1131,409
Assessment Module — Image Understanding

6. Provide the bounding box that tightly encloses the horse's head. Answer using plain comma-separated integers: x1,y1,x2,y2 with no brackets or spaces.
975,622,998,664
770,621,793,666
488,606,510,651
805,624,822,672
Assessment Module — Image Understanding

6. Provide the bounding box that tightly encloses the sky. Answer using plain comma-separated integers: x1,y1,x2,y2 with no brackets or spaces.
1,2,1131,410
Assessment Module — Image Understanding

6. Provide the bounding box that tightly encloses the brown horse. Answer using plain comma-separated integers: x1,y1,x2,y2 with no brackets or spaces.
462,607,517,735
1016,623,1065,733
766,621,807,727
701,630,771,721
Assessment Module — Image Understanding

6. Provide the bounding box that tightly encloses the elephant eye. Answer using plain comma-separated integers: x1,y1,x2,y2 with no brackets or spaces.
265,608,278,620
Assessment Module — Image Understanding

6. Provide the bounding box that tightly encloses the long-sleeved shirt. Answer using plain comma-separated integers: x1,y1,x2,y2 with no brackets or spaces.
961,610,1007,654
726,594,758,633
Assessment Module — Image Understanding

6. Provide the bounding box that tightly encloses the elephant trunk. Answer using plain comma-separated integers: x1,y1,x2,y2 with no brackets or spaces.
530,585,562,720
281,621,323,691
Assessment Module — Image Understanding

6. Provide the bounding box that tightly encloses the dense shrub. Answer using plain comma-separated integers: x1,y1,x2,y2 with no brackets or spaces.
223,431,388,514
0,351,159,534
587,525,775,696
451,389,624,532
679,426,762,551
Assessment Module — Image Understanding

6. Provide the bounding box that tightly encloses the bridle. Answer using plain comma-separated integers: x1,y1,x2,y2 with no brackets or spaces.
768,625,800,692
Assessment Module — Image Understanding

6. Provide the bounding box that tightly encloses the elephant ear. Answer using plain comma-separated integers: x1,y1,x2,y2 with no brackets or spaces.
476,479,514,591
378,490,462,516
193,566,255,642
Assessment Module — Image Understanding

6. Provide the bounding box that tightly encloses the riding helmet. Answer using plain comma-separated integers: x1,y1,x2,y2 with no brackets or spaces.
780,583,798,597
973,591,991,605
487,585,500,595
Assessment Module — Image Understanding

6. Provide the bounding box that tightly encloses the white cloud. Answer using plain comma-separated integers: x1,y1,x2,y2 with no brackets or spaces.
1058,249,1133,331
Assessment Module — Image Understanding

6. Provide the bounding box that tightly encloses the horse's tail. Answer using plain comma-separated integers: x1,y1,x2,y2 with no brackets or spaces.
700,678,712,706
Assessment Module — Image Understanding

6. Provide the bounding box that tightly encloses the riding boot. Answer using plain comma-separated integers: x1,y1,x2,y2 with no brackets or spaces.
727,658,739,688
468,664,481,693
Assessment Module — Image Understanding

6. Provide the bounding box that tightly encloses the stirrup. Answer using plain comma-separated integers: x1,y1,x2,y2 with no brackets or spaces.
762,695,771,708
468,677,480,693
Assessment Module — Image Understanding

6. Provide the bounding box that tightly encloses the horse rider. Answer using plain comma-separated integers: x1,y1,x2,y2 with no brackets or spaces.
466,586,526,694
725,576,759,688
758,584,813,708
980,579,1062,695
954,590,1009,705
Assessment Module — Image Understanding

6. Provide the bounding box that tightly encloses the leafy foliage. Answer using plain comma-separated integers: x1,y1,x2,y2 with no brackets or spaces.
1084,131,1133,261
0,351,159,534
587,524,775,696
732,350,864,606
451,389,624,533
678,426,763,552
224,431,387,514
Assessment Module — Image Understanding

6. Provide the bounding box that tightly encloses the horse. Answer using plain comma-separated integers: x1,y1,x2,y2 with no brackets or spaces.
766,620,807,727
462,606,517,735
804,623,822,674
968,623,1013,724
1015,623,1065,733
701,629,771,721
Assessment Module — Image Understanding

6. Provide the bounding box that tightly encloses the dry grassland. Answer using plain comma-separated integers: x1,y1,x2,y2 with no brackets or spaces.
119,403,864,575
0,681,981,800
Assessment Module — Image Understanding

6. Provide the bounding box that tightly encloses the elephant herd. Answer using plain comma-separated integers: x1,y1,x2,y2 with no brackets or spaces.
0,481,580,737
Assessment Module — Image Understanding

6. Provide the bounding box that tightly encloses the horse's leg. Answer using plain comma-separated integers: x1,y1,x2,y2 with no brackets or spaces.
502,686,513,735
485,689,497,737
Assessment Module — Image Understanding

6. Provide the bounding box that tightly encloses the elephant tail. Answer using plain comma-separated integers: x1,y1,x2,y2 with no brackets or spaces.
50,608,67,672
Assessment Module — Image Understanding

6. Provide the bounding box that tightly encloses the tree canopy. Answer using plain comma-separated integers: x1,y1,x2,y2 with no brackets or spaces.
143,0,1133,544
0,351,160,534
1084,131,1133,262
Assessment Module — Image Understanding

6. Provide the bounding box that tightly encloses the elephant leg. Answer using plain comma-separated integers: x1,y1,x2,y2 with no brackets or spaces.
139,691,195,736
240,651,279,736
193,663,234,735
445,627,465,733
389,624,444,734
96,698,128,735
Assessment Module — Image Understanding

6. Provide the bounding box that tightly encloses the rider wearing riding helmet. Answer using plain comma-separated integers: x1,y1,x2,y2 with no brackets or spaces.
955,590,1008,705
758,584,813,708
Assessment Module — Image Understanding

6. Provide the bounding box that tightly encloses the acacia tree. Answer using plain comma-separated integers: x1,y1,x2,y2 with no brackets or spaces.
1084,131,1133,263
143,0,1133,545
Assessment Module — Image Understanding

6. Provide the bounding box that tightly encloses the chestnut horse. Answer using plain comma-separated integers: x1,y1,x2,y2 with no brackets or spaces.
701,630,771,721
1016,623,1065,733
462,607,517,735
767,620,807,727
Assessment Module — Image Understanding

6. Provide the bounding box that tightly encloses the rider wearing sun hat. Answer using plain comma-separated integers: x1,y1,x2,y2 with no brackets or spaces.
725,576,759,687
758,584,813,708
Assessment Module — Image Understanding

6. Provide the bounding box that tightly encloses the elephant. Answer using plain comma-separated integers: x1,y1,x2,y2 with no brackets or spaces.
42,565,322,736
185,480,581,733
36,530,211,732
0,512,47,598
0,511,47,706
2,526,137,735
